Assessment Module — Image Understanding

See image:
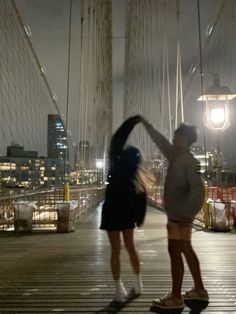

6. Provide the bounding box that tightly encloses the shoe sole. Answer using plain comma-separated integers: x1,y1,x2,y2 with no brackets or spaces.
152,301,184,309
183,296,209,301
113,296,127,303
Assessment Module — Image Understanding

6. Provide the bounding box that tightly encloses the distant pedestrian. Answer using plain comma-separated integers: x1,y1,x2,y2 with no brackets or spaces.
142,119,208,309
100,115,151,303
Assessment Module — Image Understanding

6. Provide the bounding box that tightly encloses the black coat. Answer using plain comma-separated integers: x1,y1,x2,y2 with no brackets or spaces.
100,116,147,231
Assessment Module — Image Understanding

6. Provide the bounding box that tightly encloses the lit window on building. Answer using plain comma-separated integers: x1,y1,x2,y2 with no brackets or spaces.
0,162,16,170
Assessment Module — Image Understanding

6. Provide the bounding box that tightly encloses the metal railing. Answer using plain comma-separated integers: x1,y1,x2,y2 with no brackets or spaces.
0,186,104,231
149,185,236,232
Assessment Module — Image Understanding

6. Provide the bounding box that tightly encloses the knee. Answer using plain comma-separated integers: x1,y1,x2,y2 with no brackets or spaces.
111,244,121,257
124,240,136,253
168,239,183,257
181,240,192,254
181,241,197,258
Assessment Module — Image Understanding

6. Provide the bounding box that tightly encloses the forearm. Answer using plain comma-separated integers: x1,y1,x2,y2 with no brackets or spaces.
143,120,172,159
110,116,141,159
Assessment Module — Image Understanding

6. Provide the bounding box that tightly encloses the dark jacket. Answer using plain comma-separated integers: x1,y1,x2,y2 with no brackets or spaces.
100,116,147,231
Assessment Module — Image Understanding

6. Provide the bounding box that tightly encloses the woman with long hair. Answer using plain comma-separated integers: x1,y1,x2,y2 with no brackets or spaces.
100,115,150,303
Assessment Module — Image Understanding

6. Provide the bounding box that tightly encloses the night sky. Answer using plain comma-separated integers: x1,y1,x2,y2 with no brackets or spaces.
13,0,236,166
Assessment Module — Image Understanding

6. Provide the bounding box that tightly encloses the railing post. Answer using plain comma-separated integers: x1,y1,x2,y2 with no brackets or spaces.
63,182,70,201
203,184,209,229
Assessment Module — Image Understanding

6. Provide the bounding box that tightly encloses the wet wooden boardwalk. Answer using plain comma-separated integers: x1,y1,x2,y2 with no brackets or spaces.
0,204,236,313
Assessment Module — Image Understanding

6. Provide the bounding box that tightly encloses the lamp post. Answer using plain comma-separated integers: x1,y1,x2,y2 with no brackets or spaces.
198,74,236,186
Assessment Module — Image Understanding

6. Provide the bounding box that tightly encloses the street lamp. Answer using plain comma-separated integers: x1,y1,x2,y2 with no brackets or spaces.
198,74,236,186
95,159,104,185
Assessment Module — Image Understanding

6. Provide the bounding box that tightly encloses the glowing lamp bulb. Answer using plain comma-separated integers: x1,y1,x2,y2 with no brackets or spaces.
96,160,103,169
210,108,225,124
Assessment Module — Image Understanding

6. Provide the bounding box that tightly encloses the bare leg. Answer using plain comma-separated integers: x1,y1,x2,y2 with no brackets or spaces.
182,240,204,290
122,229,140,274
107,231,121,280
168,239,184,299
122,229,142,294
167,220,186,299
178,222,205,290
107,231,128,301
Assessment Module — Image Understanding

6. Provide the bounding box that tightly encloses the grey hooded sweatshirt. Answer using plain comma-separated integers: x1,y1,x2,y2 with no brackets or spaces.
144,122,204,222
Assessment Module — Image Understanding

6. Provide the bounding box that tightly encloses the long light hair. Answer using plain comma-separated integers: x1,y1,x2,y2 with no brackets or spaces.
134,163,156,194
118,145,156,193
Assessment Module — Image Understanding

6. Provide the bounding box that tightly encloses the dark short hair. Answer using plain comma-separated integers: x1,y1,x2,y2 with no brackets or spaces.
117,146,141,176
120,146,141,165
174,123,198,145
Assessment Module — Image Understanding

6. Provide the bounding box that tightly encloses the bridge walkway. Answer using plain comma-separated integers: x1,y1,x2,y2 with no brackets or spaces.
0,204,235,313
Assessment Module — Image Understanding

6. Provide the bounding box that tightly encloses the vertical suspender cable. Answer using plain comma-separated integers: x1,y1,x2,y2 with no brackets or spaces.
76,0,84,174
197,0,208,173
179,50,184,122
64,0,72,183
161,7,166,133
166,43,172,141
175,0,180,128
175,0,184,127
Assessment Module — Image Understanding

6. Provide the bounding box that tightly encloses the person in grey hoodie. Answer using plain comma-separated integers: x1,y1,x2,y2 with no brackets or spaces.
142,118,209,309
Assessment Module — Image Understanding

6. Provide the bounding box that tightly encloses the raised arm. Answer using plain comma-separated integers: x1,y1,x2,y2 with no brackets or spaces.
142,119,173,160
109,115,141,161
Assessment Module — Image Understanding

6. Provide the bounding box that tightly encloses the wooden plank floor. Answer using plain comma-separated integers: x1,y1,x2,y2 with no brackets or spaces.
0,204,236,313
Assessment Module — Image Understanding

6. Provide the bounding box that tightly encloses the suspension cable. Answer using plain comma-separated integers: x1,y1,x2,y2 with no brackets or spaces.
175,0,184,128
76,0,84,174
175,0,180,128
197,0,208,174
161,3,166,133
166,41,172,141
64,0,72,182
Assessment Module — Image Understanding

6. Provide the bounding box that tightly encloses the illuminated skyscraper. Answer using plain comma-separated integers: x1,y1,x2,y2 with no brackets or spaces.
47,114,67,181
47,114,67,160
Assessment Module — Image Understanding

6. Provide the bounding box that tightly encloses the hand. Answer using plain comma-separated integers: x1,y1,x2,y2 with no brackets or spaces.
131,114,143,123
141,117,149,126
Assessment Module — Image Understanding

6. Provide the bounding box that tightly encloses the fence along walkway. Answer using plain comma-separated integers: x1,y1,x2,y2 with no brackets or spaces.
0,205,236,313
0,187,104,231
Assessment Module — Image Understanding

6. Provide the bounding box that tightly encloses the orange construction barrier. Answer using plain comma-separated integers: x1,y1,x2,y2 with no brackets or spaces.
207,186,223,200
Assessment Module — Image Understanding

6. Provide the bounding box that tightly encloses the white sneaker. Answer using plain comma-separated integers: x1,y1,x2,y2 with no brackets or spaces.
113,282,127,303
133,276,143,295
128,275,143,298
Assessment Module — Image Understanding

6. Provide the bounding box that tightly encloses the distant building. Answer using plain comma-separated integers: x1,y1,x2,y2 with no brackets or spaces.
47,114,67,180
47,114,67,160
0,144,62,189
7,143,38,158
